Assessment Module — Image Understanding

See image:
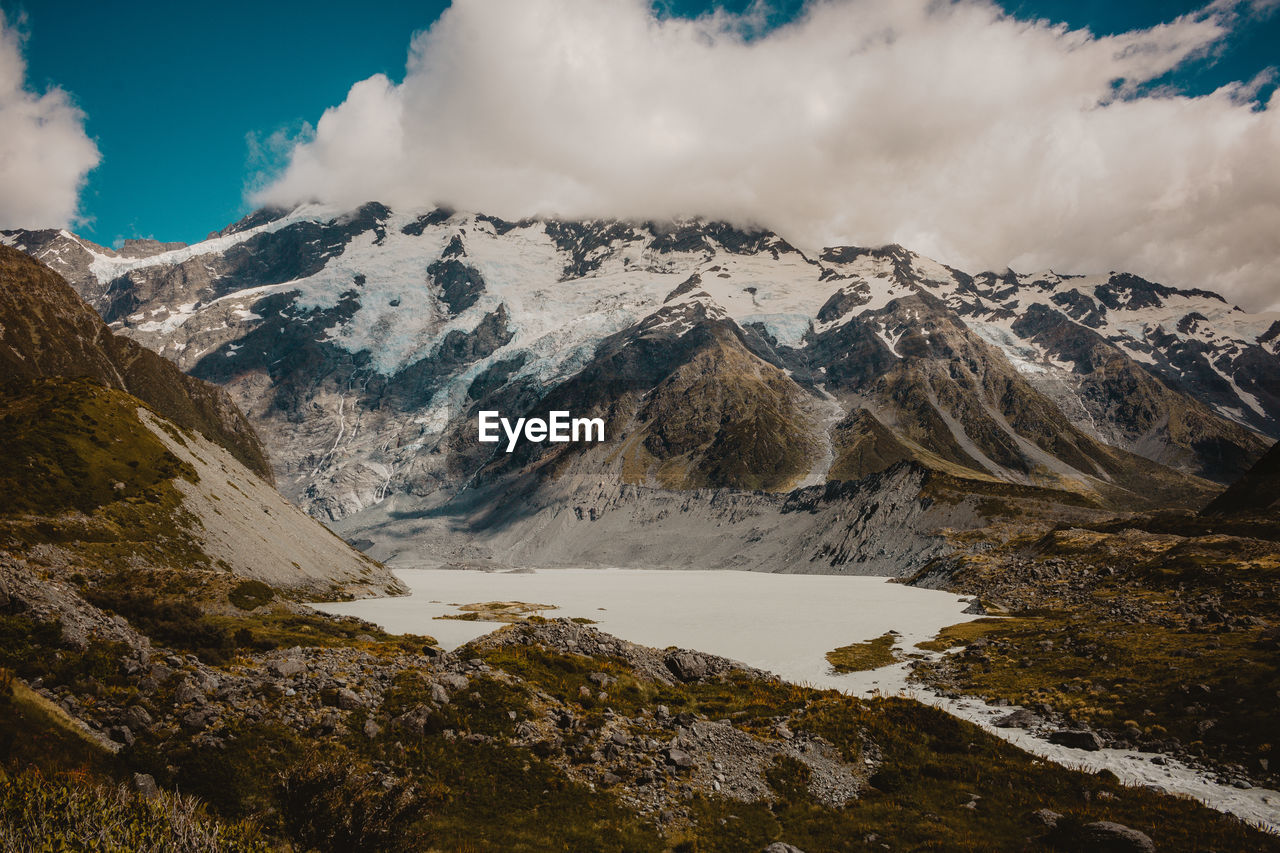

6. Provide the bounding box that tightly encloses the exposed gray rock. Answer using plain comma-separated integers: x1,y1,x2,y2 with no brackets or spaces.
1075,821,1156,852
367,461,962,578
993,708,1037,729
666,651,710,682
133,773,158,800
439,672,469,692
124,705,153,731
392,705,434,735
1048,729,1104,751
664,748,695,769
461,620,763,687
173,679,204,706
1031,808,1062,827
268,658,307,678
182,707,215,730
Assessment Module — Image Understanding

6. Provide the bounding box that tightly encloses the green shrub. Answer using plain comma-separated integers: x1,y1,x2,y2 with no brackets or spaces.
764,755,812,803
279,759,425,853
228,580,274,611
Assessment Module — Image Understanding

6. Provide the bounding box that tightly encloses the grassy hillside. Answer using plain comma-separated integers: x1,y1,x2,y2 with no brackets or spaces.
0,245,272,483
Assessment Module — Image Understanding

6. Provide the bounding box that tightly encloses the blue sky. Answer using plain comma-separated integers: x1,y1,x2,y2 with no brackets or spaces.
3,0,1278,257
7,1,449,244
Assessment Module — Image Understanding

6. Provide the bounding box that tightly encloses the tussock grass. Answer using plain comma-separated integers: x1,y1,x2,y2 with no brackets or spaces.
825,632,898,672
0,766,267,852
436,601,557,623
915,617,1008,652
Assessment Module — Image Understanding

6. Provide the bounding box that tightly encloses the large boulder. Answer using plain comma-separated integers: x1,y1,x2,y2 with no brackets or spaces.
664,748,695,769
1069,821,1156,852
1047,728,1103,751
993,708,1037,728
665,651,710,682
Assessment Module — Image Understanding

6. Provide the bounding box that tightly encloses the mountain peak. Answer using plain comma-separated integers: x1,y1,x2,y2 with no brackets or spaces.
6,206,1276,531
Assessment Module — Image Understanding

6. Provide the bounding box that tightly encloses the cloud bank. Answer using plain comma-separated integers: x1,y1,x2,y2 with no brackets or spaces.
0,12,99,230
257,0,1280,310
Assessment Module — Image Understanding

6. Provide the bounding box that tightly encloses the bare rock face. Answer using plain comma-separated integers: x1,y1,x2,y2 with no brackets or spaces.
353,459,969,576
666,651,711,682
1047,728,1104,751
1011,301,1266,483
116,239,189,259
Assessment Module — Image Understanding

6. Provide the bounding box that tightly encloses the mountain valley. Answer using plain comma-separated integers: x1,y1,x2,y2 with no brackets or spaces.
2,212,1279,851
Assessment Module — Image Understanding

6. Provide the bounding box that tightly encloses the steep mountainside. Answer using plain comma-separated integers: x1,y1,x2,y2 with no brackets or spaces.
0,245,271,484
4,208,1271,568
0,378,401,598
0,247,403,598
1202,439,1280,517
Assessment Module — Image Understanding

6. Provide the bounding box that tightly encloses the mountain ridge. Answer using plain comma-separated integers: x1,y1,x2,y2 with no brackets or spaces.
0,244,404,598
4,206,1272,568
0,245,273,484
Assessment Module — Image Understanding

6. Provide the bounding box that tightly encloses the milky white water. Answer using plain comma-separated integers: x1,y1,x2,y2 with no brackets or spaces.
316,567,1279,832
318,568,976,694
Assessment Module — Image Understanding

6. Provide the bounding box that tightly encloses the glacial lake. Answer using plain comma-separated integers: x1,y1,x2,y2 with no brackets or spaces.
317,568,1280,830
315,567,979,695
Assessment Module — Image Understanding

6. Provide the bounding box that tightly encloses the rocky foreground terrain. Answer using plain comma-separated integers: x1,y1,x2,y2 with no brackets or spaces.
906,447,1280,795
3,543,1276,851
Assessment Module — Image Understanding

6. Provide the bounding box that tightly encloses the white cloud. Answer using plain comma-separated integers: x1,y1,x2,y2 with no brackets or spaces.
0,11,99,229
257,0,1280,311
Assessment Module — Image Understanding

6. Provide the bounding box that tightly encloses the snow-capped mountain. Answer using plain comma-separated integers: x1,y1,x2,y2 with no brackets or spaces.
4,205,1274,539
